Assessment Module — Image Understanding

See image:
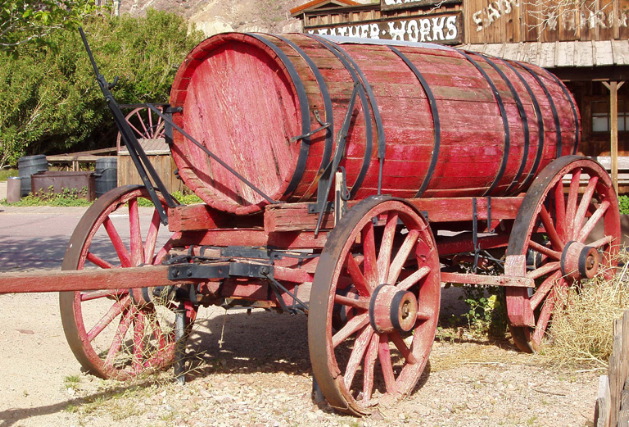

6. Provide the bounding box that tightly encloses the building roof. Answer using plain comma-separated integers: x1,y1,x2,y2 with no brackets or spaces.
119,138,170,155
459,39,629,68
290,0,360,17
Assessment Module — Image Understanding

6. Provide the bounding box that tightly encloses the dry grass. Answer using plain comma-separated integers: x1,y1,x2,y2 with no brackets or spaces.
542,252,629,370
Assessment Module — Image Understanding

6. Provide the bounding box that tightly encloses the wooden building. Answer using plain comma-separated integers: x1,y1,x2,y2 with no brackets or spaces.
291,0,629,190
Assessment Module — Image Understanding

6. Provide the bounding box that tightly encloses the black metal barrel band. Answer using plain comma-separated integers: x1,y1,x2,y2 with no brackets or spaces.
498,59,546,193
308,34,379,198
246,33,313,198
388,46,442,198
517,61,563,160
480,53,530,196
271,35,336,193
456,49,511,196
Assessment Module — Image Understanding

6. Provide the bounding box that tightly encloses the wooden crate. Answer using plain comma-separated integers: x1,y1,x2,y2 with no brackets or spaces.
117,138,185,193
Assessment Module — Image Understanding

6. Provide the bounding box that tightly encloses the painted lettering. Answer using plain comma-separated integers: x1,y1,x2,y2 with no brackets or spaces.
445,15,458,40
307,13,461,44
431,16,445,41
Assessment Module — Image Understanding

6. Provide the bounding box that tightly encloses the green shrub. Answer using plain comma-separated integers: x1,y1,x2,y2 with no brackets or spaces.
619,195,629,214
0,10,203,167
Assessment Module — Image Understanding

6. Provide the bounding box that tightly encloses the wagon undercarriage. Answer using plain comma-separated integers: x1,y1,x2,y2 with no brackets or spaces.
0,154,620,414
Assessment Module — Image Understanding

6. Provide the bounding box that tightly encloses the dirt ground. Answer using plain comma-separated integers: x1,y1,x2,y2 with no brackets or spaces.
0,290,600,426
0,205,602,426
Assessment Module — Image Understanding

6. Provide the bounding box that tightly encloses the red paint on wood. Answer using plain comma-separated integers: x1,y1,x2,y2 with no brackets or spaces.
170,33,579,215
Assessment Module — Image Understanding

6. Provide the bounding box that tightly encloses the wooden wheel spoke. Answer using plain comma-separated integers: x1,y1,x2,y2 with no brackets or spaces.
332,313,369,348
346,254,372,296
531,286,559,346
387,229,420,285
539,206,564,250
390,331,417,364
565,169,582,233
87,295,130,342
103,217,131,267
334,293,369,310
129,198,144,266
526,261,561,280
377,212,398,283
553,181,567,241
105,306,135,367
155,234,179,265
589,235,613,249
362,333,379,402
529,270,562,311
362,221,378,288
144,209,162,265
80,288,125,302
86,252,115,269
572,176,599,239
132,311,147,370
577,200,610,243
527,240,561,261
378,334,397,394
343,326,374,391
396,266,430,291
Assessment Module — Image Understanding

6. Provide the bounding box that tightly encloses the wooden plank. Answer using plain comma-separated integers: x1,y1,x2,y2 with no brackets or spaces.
264,197,523,232
440,272,534,287
0,265,177,294
594,40,614,66
574,40,594,67
613,40,629,65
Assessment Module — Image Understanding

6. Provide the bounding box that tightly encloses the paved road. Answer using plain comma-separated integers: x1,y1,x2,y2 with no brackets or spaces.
0,205,89,272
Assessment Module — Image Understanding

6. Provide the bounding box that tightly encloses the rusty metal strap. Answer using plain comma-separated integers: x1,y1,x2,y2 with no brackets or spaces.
388,46,441,198
273,35,336,185
481,55,530,197
517,62,563,160
457,49,511,197
147,105,278,205
498,59,545,193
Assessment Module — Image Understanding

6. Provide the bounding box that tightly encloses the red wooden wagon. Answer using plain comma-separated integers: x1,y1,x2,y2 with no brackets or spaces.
0,31,621,416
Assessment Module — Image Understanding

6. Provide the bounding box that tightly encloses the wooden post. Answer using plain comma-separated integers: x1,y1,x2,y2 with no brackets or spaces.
603,81,626,195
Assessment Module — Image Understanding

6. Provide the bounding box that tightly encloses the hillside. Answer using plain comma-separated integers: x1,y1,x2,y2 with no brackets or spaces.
118,0,308,36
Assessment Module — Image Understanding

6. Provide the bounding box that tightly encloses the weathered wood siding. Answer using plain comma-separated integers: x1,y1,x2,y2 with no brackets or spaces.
300,0,629,44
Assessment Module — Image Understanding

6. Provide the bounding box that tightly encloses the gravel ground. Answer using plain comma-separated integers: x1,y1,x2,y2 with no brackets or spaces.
44,307,598,427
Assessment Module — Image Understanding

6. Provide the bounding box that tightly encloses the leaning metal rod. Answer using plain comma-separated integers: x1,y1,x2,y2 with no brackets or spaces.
314,83,360,236
80,28,175,225
146,105,278,205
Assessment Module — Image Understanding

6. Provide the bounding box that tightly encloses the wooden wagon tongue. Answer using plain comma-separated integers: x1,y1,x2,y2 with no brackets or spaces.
169,32,579,215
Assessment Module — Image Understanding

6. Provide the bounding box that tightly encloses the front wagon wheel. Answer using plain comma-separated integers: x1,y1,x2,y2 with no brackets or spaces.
59,186,196,380
308,197,441,415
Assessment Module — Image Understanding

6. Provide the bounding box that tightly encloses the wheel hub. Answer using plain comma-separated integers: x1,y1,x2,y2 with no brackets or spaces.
369,284,418,333
560,241,599,279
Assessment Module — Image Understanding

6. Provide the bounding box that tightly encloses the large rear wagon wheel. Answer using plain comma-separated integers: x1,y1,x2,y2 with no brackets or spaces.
60,186,196,380
506,156,620,352
309,197,441,415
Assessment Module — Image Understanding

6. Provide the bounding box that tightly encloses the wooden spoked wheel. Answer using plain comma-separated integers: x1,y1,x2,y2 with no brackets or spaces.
115,107,165,151
309,197,441,415
506,156,620,352
60,186,195,380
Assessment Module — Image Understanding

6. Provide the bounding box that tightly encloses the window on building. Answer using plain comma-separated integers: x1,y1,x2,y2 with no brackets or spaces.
592,99,629,133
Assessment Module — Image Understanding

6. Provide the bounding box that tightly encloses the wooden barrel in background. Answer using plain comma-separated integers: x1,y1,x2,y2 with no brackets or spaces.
169,32,579,215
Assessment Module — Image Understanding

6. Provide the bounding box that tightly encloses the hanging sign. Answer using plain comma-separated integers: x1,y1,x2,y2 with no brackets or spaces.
305,11,462,45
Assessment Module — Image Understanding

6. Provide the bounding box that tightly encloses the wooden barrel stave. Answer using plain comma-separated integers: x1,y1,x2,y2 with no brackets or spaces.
169,33,579,214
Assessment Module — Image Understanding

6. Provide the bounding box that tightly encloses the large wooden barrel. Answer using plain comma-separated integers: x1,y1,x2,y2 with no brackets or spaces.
169,33,579,215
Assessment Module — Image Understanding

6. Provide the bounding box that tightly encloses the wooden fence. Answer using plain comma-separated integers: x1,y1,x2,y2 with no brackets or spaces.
595,310,629,427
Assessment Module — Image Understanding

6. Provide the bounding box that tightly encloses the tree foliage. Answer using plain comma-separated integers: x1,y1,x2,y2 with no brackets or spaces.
0,0,96,48
0,10,203,167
